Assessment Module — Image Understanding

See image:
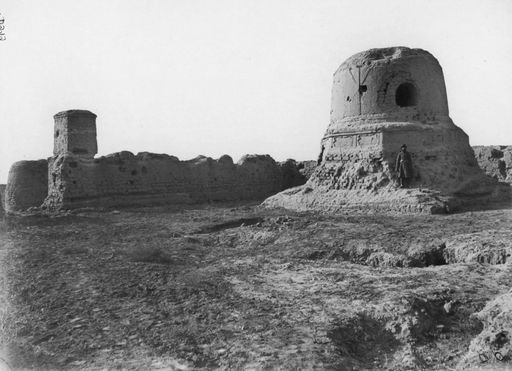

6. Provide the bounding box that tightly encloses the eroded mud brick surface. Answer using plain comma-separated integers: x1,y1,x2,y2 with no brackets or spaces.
265,47,511,213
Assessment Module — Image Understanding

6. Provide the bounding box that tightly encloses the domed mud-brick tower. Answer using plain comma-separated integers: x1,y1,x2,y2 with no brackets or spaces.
265,47,509,213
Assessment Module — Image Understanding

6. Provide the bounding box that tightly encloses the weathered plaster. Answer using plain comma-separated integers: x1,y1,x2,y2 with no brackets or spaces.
265,47,510,213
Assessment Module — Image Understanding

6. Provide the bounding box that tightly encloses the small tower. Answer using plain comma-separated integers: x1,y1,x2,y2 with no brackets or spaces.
53,110,97,157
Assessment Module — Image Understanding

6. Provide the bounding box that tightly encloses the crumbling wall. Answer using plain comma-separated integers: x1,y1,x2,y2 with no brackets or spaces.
43,152,293,210
472,145,512,184
296,161,317,180
0,184,5,213
279,159,310,190
279,159,319,188
5,160,48,212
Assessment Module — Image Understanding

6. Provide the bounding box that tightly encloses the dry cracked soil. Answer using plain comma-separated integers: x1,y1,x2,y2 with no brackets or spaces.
0,202,511,370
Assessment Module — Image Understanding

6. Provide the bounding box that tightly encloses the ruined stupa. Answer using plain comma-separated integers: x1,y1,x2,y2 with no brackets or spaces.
264,47,509,213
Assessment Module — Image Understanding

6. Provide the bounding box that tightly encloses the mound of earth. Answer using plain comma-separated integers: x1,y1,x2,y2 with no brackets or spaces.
1,204,512,370
458,289,512,369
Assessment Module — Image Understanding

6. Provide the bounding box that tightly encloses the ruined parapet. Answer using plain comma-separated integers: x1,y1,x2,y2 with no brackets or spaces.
265,47,510,213
53,110,97,157
5,160,48,213
43,150,288,210
472,145,512,184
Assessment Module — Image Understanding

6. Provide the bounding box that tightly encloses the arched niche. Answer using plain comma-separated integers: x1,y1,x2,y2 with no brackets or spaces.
395,82,418,107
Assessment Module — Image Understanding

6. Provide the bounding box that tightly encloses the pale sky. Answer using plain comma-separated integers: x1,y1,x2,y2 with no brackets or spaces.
1,0,511,183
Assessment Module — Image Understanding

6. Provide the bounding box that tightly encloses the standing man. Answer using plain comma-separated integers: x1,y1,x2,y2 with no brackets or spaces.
395,144,413,188
317,145,325,166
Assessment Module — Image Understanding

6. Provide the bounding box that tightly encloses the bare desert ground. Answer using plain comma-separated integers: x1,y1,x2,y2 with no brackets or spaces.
0,203,511,370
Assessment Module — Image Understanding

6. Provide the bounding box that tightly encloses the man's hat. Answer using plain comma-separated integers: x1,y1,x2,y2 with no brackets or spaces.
401,144,407,148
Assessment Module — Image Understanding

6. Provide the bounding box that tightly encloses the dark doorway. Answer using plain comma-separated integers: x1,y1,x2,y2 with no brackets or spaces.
395,83,417,107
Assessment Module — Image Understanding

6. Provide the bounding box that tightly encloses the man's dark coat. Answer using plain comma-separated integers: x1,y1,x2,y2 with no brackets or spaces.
395,150,413,179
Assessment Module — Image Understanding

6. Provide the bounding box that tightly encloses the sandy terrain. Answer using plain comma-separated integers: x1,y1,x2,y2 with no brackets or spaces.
0,203,511,370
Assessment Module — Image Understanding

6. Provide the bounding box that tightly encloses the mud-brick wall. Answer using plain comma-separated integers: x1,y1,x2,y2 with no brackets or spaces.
472,146,512,184
0,184,5,213
5,160,48,212
44,152,289,209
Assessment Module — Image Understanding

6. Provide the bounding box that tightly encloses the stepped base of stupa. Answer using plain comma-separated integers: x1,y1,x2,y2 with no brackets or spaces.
263,182,510,214
264,120,511,214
